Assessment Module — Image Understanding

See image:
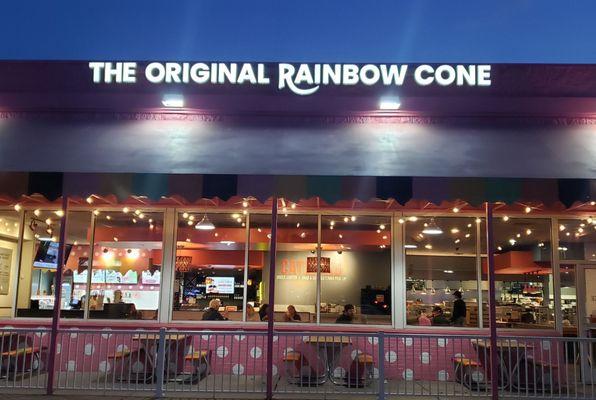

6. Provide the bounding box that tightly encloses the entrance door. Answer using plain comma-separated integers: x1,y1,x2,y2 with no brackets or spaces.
577,264,596,381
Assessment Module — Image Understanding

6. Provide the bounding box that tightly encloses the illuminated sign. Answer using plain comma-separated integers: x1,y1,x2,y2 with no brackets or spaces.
89,62,492,96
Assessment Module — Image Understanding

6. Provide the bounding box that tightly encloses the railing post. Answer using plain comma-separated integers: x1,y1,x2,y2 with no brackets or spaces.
485,203,499,400
154,328,167,398
266,197,278,400
378,332,385,400
46,195,69,395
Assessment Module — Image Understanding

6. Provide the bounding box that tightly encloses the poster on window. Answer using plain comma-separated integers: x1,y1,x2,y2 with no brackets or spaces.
0,247,13,295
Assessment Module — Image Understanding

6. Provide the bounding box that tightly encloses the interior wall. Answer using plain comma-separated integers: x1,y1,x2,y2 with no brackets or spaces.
0,238,18,317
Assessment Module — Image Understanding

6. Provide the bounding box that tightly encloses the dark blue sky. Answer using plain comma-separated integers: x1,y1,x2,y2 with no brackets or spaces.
1,0,595,63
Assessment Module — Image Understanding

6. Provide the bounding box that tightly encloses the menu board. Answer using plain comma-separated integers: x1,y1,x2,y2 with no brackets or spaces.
205,277,234,294
91,269,106,283
0,247,13,295
142,270,161,285
73,269,88,283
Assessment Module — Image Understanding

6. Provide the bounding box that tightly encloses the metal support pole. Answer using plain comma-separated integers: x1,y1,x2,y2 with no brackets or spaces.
265,197,278,400
377,331,385,400
485,203,499,400
46,195,69,395
154,327,167,398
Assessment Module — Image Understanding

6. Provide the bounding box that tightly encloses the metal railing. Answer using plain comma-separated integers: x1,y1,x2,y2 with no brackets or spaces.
1,326,595,399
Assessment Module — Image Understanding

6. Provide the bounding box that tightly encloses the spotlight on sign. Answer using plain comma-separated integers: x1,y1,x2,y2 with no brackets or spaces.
161,94,184,108
378,96,401,110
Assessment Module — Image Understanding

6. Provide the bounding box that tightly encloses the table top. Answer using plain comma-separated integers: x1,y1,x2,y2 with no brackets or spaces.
132,333,189,341
304,335,352,344
471,339,534,349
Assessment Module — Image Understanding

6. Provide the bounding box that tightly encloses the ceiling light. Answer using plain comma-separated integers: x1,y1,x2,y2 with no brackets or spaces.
559,224,566,231
380,224,386,230
398,218,405,224
443,270,454,274
350,216,356,222
34,209,41,217
497,246,502,251
182,212,189,219
526,229,532,235
242,200,248,208
475,218,481,223
465,233,471,238
509,238,516,245
86,196,93,204
424,244,433,249
13,204,21,211
122,207,129,213
404,244,418,249
378,96,401,110
195,214,216,230
343,217,349,222
408,216,418,222
524,206,532,213
454,239,461,244
502,216,509,222
220,240,235,246
162,94,184,108
291,203,296,209
452,207,460,213
451,228,459,234
422,218,443,235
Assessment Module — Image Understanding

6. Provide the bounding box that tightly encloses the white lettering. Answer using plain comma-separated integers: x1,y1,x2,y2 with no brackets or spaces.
257,63,270,84
190,63,209,83
359,64,380,85
145,62,166,83
237,63,257,84
165,62,182,83
414,65,434,86
435,65,456,86
342,64,359,85
89,62,104,83
456,65,475,86
218,63,237,84
322,64,341,85
478,65,491,86
278,63,319,95
380,64,408,85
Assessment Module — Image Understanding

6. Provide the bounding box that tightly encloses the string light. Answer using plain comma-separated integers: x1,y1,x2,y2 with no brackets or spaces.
343,217,349,223
380,224,386,230
408,216,418,222
526,229,532,235
182,212,189,219
451,228,459,234
134,210,141,216
398,218,405,224
524,206,532,213
93,209,100,216
452,207,460,213
502,216,509,222
13,204,21,211
242,200,249,208
122,207,129,213
350,216,356,222
475,218,482,223
291,203,296,209
86,196,93,204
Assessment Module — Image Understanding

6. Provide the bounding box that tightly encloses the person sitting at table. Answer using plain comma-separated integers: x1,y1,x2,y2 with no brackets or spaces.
417,310,432,326
431,306,450,326
202,299,229,321
335,304,355,323
113,289,139,319
259,303,269,321
284,305,301,322
246,304,261,322
450,290,467,326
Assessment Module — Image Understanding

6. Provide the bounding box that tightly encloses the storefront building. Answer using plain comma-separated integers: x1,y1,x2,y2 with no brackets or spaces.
0,63,595,395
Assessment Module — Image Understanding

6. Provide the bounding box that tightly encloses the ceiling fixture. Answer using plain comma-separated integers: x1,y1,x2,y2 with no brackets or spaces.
443,270,454,274
422,218,443,235
195,214,216,230
524,206,532,213
162,94,184,108
404,244,418,249
378,96,401,110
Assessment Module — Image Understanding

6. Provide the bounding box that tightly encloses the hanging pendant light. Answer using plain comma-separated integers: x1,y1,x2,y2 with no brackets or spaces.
195,214,215,230
422,218,443,235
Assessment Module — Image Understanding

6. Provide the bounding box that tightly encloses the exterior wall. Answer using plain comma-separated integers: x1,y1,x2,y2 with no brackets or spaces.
0,116,594,178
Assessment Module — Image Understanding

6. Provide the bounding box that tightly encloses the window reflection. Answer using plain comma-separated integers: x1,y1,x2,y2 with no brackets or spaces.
321,215,392,325
173,212,247,321
405,216,480,327
88,209,164,320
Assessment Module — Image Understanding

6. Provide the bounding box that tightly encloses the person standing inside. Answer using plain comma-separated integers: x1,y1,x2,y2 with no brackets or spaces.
451,290,467,326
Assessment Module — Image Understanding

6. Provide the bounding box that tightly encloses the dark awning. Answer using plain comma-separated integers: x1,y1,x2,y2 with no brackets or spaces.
0,172,594,209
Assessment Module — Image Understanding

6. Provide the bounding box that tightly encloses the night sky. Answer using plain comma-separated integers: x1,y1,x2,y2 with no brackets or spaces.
1,0,595,63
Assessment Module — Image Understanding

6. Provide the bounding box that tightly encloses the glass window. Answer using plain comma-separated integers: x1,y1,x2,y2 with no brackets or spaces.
405,216,481,327
60,211,93,317
172,211,247,321
557,218,595,333
320,215,392,325
485,216,555,329
262,213,318,323
0,210,21,318
88,208,164,320
16,209,65,317
245,213,268,322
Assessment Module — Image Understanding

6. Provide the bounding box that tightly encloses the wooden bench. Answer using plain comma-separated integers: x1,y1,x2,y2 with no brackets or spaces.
107,349,131,359
184,350,211,383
